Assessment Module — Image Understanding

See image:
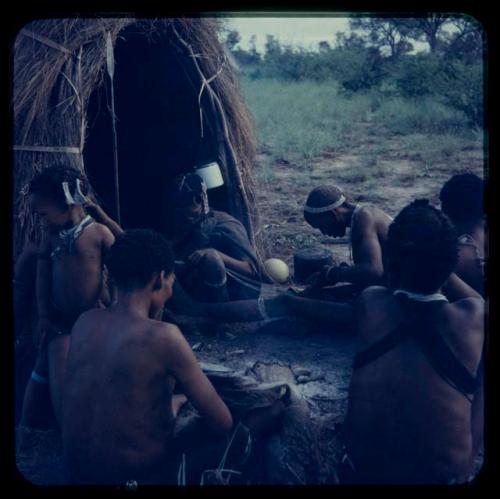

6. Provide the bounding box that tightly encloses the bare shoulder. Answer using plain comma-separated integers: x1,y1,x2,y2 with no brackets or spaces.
354,205,376,225
450,297,484,321
86,221,114,240
71,308,104,334
78,222,115,251
148,321,188,350
445,298,484,343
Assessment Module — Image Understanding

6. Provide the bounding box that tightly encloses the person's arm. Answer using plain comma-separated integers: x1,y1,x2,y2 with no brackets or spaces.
442,273,482,301
36,232,58,348
454,245,484,296
188,248,255,278
173,292,353,324
336,216,384,286
214,250,255,277
13,244,38,339
96,225,116,307
311,217,384,289
163,324,233,434
470,371,484,469
84,200,124,237
267,294,355,323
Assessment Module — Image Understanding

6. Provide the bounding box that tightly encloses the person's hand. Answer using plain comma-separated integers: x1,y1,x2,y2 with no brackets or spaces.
306,265,335,288
83,199,103,221
37,317,60,351
188,249,213,266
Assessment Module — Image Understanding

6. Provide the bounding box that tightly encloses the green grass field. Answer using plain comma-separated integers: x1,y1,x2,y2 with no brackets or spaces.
240,76,482,166
238,76,485,262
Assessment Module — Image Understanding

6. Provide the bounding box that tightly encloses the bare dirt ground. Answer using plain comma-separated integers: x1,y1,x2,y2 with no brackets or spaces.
176,139,485,482
16,140,485,485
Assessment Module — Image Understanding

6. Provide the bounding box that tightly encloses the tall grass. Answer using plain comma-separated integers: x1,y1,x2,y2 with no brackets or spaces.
240,77,480,163
372,97,468,135
241,77,370,161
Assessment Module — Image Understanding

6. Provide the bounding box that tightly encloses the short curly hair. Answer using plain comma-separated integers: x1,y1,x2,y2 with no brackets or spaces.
106,229,175,291
172,173,206,207
28,164,90,211
387,199,459,294
304,185,346,225
439,173,484,225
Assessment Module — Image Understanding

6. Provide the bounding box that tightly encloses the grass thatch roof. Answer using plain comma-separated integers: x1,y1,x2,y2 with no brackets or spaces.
13,18,263,258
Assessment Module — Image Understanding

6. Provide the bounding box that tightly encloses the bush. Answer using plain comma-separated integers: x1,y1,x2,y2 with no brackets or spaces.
436,61,484,128
391,54,442,98
372,96,467,135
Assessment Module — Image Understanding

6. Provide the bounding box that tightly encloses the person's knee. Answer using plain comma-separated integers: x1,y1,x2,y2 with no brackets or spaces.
200,249,226,285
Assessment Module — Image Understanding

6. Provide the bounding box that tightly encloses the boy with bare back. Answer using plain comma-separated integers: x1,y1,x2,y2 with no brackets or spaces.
19,165,115,430
341,200,484,484
62,229,284,484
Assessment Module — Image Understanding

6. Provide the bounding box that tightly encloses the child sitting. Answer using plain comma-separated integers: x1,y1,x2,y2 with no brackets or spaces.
19,164,115,431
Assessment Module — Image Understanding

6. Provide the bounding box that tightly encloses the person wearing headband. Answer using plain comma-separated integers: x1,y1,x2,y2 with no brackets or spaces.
167,173,261,306
303,185,393,292
440,173,486,297
340,199,484,484
18,164,115,438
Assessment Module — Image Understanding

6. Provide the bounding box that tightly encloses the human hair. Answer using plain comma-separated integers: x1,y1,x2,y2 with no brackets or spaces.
172,172,206,207
439,173,484,226
106,229,175,291
386,199,459,294
28,164,90,211
304,185,346,225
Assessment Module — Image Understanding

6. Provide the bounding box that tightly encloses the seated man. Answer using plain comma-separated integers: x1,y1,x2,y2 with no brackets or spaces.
341,200,484,484
62,229,283,485
440,173,485,296
167,173,261,304
302,185,393,293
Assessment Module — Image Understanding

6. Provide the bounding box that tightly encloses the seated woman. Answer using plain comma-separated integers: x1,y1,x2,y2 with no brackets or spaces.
167,173,261,304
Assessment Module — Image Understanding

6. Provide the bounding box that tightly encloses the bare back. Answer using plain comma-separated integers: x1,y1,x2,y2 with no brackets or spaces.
50,222,114,320
62,305,233,484
345,287,484,483
62,308,177,482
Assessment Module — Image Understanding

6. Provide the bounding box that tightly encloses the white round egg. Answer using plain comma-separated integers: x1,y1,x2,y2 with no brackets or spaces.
264,258,290,284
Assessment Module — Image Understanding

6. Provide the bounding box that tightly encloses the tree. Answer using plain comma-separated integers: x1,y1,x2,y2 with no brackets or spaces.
225,29,241,51
264,34,282,57
318,40,331,53
444,17,484,63
349,17,413,59
400,15,453,54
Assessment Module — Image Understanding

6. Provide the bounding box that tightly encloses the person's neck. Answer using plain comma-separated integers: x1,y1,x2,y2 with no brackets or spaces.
344,203,357,227
67,206,86,228
114,289,156,319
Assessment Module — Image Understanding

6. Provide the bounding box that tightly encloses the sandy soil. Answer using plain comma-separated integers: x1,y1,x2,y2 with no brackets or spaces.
15,141,485,485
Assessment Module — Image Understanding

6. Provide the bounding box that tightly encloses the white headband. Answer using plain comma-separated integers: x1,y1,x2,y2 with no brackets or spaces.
304,194,345,214
62,179,88,205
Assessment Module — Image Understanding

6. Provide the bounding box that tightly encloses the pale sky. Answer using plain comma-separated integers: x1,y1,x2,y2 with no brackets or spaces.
225,16,351,52
222,16,435,53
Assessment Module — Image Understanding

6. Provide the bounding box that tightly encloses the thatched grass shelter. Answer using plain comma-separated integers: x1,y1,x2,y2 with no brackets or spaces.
13,18,263,259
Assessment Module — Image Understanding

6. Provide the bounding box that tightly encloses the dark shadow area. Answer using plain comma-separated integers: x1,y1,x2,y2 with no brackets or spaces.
84,25,227,236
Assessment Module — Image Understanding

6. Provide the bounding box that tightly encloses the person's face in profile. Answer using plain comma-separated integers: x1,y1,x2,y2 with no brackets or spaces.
307,210,346,238
174,195,204,236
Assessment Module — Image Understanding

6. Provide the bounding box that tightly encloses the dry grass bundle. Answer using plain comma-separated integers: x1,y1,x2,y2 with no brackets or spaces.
12,18,261,258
